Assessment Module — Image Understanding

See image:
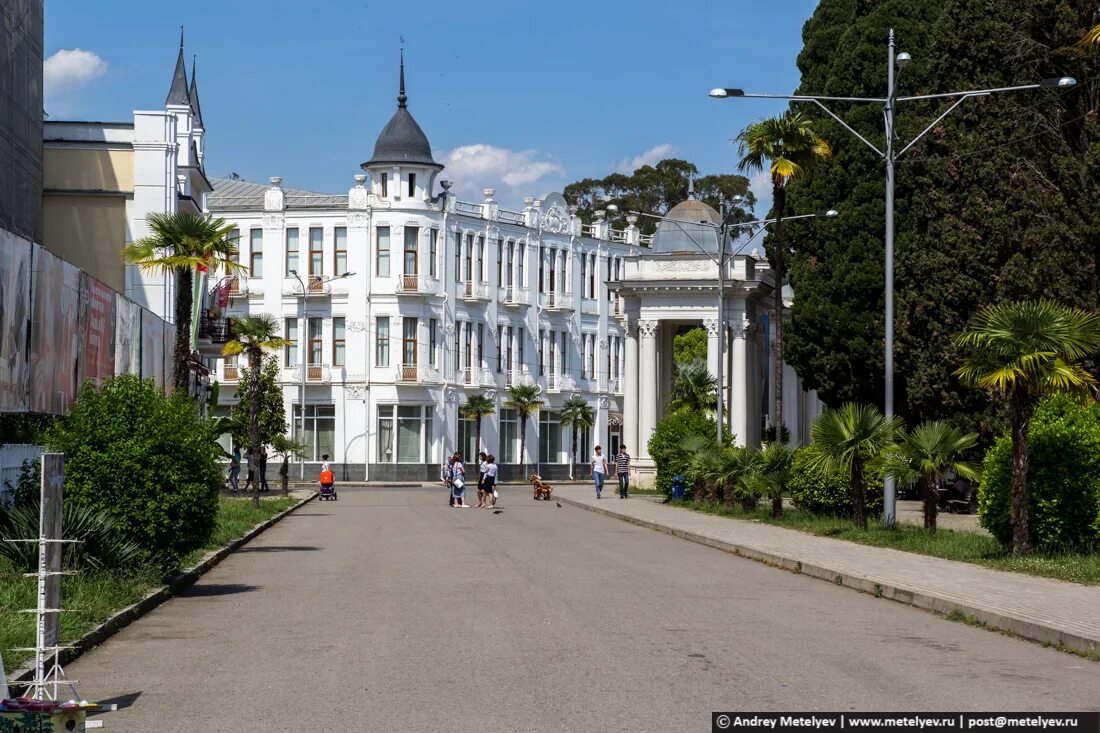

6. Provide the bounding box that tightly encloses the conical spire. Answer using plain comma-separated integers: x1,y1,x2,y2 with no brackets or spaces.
687,173,696,199
166,27,190,106
397,48,407,108
189,54,203,125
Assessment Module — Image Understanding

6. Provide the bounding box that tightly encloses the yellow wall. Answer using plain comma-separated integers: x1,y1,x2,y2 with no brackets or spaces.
43,148,134,193
43,194,127,291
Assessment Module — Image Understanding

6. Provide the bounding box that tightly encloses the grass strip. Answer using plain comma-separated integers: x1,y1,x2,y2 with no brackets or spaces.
1,495,297,674
674,500,1100,586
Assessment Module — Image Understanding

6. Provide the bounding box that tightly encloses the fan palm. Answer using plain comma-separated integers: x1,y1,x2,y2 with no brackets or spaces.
504,384,543,476
810,403,902,529
758,441,797,518
559,395,594,479
736,112,831,440
223,314,288,507
876,421,980,533
122,212,242,392
669,360,717,414
954,300,1100,554
459,394,496,457
271,434,307,496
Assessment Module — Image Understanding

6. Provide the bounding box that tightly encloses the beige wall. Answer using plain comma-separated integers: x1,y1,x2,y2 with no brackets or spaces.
43,148,134,193
42,194,127,291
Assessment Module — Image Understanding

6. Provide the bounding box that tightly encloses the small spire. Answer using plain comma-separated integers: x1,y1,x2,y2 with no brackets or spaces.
687,173,696,200
189,54,203,124
397,48,407,108
165,27,190,106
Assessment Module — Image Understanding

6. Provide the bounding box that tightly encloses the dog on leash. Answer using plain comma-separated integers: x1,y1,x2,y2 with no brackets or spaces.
529,474,553,500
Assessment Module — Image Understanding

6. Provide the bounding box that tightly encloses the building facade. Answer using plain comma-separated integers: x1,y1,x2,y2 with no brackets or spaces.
42,34,211,319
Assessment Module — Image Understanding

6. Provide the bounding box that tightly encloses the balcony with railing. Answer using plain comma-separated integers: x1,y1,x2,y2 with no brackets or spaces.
540,290,575,311
609,376,624,395
500,286,530,306
306,364,330,382
395,274,441,296
397,363,442,385
545,372,577,393
581,298,600,315
504,368,535,388
459,366,495,388
461,281,491,302
222,364,239,382
196,312,233,357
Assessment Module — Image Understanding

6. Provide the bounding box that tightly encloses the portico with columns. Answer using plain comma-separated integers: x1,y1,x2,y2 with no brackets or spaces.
614,195,823,488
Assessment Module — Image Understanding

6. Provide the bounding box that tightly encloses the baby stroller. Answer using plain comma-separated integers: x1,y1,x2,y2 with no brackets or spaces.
318,468,337,501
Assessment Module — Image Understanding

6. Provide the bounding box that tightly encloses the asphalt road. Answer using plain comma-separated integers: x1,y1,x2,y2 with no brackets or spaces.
69,486,1100,732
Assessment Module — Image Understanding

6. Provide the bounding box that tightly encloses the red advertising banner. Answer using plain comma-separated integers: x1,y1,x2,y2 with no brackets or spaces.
79,275,116,387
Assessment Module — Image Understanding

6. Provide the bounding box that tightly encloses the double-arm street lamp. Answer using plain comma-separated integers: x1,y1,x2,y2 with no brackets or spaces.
630,206,838,443
710,28,1076,527
288,269,355,479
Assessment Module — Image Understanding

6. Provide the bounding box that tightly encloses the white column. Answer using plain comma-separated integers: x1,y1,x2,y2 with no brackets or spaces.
704,318,721,382
731,316,750,447
624,324,639,454
638,319,658,459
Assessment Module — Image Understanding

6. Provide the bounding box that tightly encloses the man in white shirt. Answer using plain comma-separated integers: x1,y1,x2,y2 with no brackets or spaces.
591,445,608,499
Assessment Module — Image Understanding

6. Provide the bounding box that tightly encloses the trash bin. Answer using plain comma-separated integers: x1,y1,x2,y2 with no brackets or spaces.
671,474,685,500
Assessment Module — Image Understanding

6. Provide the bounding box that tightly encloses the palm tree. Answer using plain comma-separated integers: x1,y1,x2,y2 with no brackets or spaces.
669,360,717,414
271,434,306,496
954,300,1100,554
122,212,241,392
559,395,594,479
736,112,831,441
810,403,902,529
504,384,543,477
223,314,288,507
877,421,981,533
758,441,796,518
681,439,761,511
459,394,496,456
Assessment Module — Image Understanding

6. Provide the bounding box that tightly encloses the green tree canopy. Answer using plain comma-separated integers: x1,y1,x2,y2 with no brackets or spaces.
231,355,287,451
563,159,756,235
780,0,1100,439
673,327,708,366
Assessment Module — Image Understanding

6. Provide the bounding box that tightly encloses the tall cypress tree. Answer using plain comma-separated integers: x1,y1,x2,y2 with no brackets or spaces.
781,0,1100,436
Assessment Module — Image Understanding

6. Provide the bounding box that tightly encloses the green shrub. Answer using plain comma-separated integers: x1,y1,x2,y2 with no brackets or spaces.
46,376,222,568
788,445,885,517
648,408,720,498
978,394,1100,552
0,502,144,572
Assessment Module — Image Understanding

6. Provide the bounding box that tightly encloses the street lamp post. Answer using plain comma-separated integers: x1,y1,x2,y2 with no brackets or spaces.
288,269,355,479
630,208,838,444
710,30,1075,526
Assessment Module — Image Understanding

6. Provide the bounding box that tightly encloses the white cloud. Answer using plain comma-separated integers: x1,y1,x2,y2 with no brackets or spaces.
614,143,676,174
438,144,566,205
44,49,107,96
749,169,773,217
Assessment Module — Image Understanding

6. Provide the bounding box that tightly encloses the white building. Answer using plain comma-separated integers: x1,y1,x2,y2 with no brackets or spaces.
205,58,635,481
204,56,823,483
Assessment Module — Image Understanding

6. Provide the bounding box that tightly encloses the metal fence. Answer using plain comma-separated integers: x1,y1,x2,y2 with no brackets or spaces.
0,444,44,502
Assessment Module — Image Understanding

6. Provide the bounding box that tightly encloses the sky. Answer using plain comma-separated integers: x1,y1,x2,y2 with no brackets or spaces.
44,0,820,212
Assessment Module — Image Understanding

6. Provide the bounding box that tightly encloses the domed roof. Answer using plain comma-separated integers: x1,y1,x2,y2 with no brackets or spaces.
651,197,721,255
362,52,442,171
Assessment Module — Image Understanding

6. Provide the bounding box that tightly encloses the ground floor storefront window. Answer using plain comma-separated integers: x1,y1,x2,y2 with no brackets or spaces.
500,408,518,463
293,404,336,460
539,411,561,463
377,404,433,463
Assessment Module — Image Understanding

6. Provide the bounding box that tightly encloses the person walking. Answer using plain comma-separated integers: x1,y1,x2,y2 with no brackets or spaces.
615,445,631,499
228,448,241,493
258,447,270,493
443,454,456,506
591,445,608,499
451,452,469,507
484,454,499,508
476,452,489,508
242,448,256,493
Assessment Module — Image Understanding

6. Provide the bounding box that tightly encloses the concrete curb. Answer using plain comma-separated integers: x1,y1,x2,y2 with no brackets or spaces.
558,495,1100,658
9,491,317,690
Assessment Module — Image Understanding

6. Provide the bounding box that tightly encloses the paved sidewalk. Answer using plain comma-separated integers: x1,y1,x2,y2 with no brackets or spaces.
554,484,1100,655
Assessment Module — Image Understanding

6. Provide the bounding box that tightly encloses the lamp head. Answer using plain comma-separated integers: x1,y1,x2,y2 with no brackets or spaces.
709,88,745,98
440,180,453,191
606,204,619,213
289,269,298,276
896,52,912,67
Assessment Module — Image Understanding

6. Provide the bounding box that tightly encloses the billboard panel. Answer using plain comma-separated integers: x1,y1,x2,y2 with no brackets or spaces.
114,294,139,376
0,231,32,411
79,275,116,387
141,308,165,387
30,248,61,414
